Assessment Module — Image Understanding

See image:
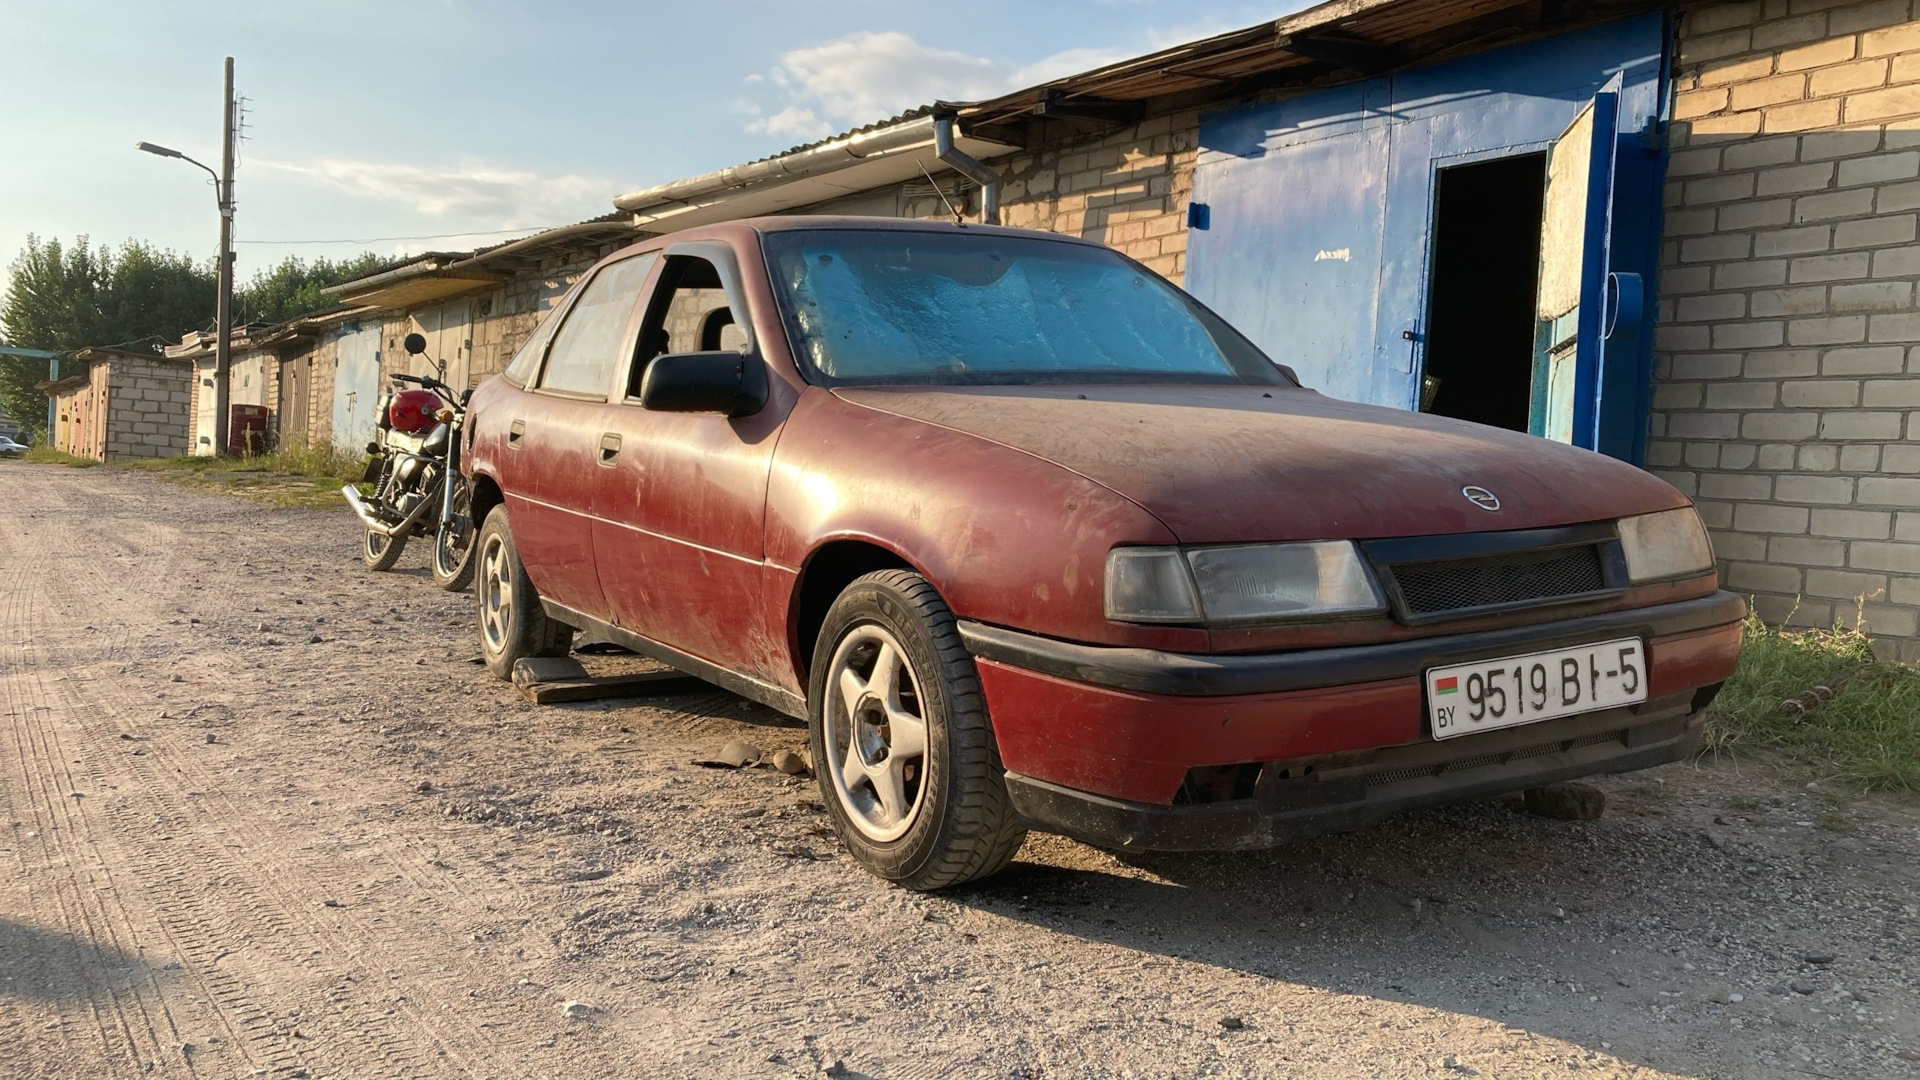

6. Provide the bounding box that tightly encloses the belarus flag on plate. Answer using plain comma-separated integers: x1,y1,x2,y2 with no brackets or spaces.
1434,676,1460,695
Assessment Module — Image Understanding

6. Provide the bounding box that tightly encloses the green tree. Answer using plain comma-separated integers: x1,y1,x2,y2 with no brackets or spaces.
236,252,388,325
97,241,215,348
0,237,383,439
0,236,110,440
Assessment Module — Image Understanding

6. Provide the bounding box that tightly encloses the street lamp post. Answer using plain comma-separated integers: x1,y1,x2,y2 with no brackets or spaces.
136,56,236,456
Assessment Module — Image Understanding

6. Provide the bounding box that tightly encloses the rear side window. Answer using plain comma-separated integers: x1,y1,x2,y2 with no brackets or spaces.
538,253,657,397
501,312,557,387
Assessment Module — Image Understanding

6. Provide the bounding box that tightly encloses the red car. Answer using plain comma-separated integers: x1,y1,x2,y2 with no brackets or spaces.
462,217,1743,890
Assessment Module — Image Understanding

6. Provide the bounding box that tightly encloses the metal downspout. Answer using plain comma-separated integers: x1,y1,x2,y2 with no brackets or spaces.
934,116,1000,225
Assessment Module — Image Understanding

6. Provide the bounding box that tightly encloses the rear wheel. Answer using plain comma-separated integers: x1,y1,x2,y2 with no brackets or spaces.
809,570,1026,890
475,505,573,679
362,528,406,571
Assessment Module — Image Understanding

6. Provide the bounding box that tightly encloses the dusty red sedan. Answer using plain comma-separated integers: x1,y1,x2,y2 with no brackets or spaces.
462,217,1743,890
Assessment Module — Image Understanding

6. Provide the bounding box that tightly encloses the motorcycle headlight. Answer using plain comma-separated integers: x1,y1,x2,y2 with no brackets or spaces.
1617,507,1715,583
1105,541,1386,625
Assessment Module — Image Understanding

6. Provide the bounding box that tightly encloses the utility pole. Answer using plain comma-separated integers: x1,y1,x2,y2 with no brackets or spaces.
213,56,236,457
134,56,239,455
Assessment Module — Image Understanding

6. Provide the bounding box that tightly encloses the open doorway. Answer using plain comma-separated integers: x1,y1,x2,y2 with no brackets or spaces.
1419,153,1546,433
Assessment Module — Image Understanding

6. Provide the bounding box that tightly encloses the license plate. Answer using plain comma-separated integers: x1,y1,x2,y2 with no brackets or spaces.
1426,638,1645,740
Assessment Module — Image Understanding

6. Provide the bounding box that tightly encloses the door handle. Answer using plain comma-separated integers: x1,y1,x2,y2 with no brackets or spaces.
508,419,525,446
598,432,622,466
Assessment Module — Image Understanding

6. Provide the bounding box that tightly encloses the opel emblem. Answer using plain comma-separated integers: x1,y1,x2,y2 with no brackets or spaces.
1462,486,1500,512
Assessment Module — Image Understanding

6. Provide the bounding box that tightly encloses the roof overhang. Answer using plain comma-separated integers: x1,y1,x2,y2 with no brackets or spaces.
614,114,1021,231
323,254,504,310
952,0,1665,144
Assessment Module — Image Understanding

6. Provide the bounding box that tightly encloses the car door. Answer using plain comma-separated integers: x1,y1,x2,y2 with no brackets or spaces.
589,242,789,681
505,251,657,619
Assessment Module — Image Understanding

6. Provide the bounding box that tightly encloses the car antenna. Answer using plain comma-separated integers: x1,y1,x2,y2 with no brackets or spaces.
916,158,965,227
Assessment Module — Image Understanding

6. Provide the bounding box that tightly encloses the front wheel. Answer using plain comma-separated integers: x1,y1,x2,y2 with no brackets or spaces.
363,528,406,571
475,505,574,679
809,570,1026,890
430,479,476,591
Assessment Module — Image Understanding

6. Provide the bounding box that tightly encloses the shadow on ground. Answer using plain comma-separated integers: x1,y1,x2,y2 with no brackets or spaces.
0,915,174,1003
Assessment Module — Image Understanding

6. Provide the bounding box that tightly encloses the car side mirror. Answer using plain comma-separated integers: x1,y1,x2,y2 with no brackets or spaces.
637,352,767,417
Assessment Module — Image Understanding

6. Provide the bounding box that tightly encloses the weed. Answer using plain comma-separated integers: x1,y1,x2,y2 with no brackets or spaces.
1705,609,1920,795
16,445,102,467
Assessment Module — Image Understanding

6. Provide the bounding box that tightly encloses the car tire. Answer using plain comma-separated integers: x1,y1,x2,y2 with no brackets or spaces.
809,570,1026,891
474,505,574,680
363,528,406,571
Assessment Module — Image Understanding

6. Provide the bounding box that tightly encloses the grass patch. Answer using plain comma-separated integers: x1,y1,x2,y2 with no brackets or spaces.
14,445,102,467
1705,609,1920,794
117,446,369,509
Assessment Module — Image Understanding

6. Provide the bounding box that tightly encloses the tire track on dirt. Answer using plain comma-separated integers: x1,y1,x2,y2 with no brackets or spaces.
6,469,582,1080
0,482,200,1077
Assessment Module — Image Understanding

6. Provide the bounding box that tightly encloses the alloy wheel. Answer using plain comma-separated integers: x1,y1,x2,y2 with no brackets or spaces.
823,624,930,842
479,533,511,654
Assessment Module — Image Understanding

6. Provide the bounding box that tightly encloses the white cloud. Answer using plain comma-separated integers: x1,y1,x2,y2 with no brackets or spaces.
253,157,611,229
745,31,1135,142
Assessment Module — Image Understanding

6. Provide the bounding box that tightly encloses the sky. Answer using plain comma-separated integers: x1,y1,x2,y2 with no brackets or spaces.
1,0,1301,290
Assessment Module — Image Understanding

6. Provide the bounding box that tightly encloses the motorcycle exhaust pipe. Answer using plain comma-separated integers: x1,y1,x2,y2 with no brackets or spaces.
341,482,438,537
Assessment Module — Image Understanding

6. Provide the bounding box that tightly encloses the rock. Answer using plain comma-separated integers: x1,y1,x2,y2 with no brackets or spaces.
1895,1049,1920,1063
822,1061,850,1078
511,656,589,688
561,1000,598,1020
205,733,217,744
308,635,323,644
770,749,809,776
1791,980,1818,995
256,622,269,633
1801,949,1836,964
321,899,342,908
415,781,434,794
1219,1016,1245,1030
1523,782,1605,821
1705,831,1731,851
693,741,762,769
1768,984,1790,996
1728,993,1743,1003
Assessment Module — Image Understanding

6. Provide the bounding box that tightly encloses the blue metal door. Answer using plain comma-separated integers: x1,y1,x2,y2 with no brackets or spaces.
1189,15,1667,462
331,326,382,453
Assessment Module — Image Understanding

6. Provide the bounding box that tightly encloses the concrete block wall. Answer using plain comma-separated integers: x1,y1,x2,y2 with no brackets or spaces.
105,357,191,460
1656,0,1920,658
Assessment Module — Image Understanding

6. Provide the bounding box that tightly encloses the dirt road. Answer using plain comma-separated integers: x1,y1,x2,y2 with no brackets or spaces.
2,463,1916,1079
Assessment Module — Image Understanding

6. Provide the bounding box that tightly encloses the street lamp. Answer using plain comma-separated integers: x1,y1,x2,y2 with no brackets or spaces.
135,56,236,456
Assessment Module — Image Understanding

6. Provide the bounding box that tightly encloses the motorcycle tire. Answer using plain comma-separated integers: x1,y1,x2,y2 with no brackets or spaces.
431,481,477,592
363,528,406,571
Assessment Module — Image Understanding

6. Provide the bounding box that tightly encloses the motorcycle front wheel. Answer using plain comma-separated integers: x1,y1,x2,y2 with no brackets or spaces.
430,478,477,591
364,528,406,571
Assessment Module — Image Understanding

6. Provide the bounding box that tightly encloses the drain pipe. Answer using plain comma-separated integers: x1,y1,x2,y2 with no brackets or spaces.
934,116,1000,225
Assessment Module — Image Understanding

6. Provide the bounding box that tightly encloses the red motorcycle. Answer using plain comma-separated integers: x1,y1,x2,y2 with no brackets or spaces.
341,333,476,590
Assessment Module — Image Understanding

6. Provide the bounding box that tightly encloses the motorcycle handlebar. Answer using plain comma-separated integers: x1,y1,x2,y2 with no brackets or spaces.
390,373,462,410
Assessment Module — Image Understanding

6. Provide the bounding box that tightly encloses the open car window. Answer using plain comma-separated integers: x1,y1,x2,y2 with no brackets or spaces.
761,229,1291,387
627,254,746,397
537,253,657,398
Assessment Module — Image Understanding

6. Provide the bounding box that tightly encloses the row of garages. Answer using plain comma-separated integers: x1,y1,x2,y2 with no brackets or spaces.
36,0,1920,657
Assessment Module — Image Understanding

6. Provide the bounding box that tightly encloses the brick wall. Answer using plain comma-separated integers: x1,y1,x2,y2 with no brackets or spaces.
801,112,1200,286
1654,0,1920,659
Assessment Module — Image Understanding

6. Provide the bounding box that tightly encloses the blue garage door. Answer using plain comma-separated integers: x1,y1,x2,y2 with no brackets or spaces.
1187,14,1668,463
331,325,383,453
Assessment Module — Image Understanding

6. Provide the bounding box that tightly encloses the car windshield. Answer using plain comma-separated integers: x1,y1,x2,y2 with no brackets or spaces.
761,229,1290,387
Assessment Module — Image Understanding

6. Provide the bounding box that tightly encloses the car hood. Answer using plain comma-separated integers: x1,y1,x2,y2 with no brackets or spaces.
834,384,1688,544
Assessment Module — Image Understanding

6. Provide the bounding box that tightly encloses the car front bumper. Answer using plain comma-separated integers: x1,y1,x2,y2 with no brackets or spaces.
958,590,1745,850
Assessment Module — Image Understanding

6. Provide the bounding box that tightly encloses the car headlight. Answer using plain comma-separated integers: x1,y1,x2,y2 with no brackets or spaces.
1617,507,1715,583
1105,541,1386,625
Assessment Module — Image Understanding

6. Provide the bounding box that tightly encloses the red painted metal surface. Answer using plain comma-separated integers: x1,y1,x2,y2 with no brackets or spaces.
976,658,1422,804
461,216,1741,793
1647,621,1745,701
386,388,441,435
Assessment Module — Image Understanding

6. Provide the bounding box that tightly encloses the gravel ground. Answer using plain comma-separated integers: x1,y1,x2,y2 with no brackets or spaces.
2,462,1917,1079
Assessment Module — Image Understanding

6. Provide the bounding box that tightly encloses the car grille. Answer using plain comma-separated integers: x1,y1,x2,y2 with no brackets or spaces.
1386,544,1607,619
